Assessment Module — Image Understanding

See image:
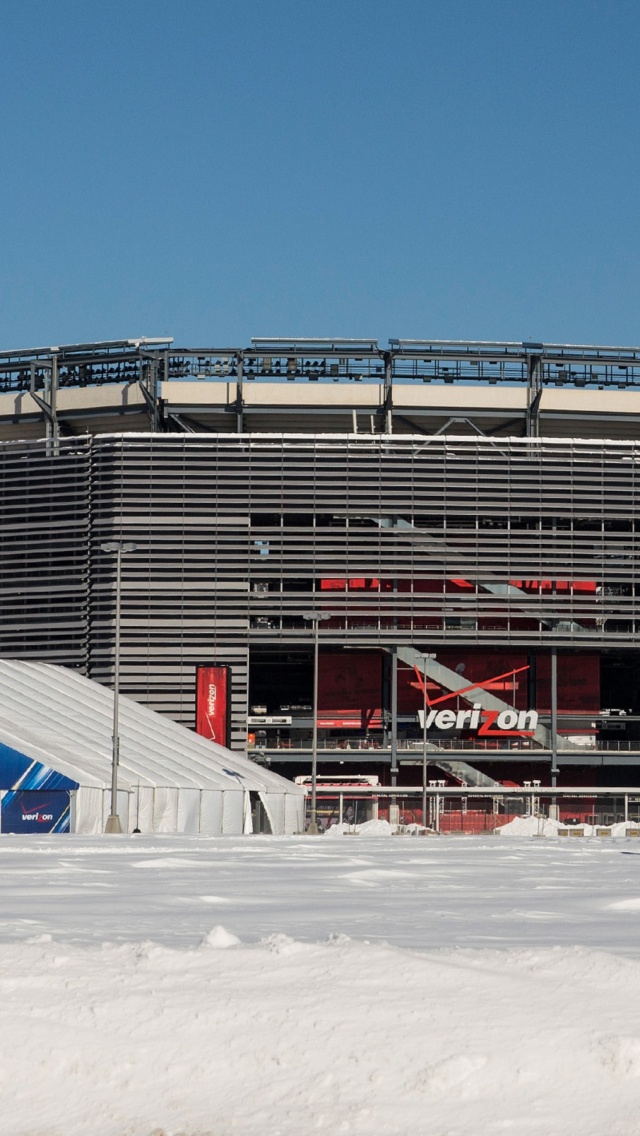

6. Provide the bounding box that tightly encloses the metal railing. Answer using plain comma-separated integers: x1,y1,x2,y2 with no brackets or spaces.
252,735,640,754
305,785,640,833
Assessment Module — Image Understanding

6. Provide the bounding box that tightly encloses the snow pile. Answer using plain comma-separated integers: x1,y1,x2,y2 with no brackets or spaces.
612,821,640,837
202,923,242,949
1,835,640,1134
326,817,394,837
498,817,640,838
355,817,394,836
497,813,564,836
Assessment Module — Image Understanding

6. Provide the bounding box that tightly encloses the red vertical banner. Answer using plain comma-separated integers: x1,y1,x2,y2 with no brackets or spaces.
196,665,230,747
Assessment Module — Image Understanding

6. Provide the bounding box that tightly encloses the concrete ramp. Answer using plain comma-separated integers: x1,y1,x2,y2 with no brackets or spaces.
428,759,500,789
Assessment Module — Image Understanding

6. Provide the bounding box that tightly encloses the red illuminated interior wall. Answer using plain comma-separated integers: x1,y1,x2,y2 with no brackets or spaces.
316,649,600,722
318,653,382,727
397,651,532,713
536,654,600,715
399,651,599,717
320,578,597,595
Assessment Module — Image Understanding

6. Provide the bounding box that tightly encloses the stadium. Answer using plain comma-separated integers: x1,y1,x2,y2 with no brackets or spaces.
2,334,640,830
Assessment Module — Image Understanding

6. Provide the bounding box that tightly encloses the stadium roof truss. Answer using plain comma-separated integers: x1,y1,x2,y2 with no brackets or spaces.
3,336,640,443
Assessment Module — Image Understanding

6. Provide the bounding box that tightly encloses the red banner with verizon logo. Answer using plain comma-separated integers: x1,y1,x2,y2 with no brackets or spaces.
196,665,230,748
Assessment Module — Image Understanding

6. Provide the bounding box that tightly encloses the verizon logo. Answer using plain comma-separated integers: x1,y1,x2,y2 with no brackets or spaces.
207,683,217,715
418,704,538,736
20,801,54,823
414,663,538,737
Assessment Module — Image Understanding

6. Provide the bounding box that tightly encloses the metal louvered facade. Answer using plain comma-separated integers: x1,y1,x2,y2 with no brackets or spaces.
72,431,640,656
0,437,91,667
1,430,640,765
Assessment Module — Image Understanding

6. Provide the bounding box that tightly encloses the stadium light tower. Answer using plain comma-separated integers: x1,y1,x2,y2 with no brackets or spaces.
101,541,138,833
302,611,331,834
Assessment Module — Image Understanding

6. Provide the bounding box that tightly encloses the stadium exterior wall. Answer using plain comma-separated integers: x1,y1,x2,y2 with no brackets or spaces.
1,430,640,790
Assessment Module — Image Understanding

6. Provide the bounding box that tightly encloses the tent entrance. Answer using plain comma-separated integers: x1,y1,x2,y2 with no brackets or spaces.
250,792,272,834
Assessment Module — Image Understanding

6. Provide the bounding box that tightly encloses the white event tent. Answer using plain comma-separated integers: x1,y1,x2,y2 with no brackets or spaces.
0,660,305,835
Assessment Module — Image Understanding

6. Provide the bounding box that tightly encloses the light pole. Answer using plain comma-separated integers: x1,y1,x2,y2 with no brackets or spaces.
302,611,330,834
101,540,138,833
422,655,428,827
420,653,436,829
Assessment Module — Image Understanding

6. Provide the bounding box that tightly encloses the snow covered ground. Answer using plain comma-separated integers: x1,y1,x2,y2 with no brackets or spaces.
3,832,640,1135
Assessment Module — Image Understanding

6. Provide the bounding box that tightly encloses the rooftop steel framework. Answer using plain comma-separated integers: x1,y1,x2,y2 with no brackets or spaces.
4,335,640,393
5,335,640,446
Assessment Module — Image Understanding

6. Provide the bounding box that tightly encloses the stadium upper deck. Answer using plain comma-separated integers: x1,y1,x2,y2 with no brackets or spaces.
3,335,640,440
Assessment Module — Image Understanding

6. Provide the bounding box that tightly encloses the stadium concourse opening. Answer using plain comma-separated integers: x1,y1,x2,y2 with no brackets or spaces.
247,643,640,826
3,335,640,831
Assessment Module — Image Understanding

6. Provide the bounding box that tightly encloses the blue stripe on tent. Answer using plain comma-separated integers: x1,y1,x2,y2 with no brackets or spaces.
0,741,78,791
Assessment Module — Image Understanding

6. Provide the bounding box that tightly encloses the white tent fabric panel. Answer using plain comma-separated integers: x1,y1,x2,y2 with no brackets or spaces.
136,787,155,834
260,791,305,836
284,793,305,836
152,787,179,833
75,788,106,834
243,791,253,835
0,660,305,835
117,790,131,831
177,789,201,834
75,788,131,834
222,791,244,834
199,791,223,835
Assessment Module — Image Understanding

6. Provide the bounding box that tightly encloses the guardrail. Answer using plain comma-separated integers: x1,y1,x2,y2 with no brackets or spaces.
305,785,640,833
251,735,640,754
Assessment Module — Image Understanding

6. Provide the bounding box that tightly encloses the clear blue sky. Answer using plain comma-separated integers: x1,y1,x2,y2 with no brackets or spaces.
1,0,639,349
